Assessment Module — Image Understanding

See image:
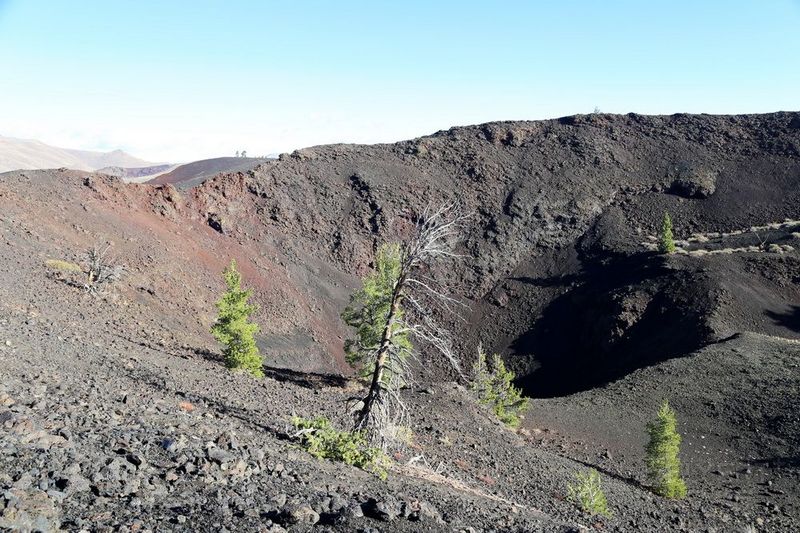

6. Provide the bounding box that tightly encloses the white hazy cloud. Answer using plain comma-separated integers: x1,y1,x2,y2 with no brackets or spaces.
0,98,545,163
2,106,472,163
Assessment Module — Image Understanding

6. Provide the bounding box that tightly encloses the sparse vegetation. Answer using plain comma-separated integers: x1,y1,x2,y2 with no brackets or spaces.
645,400,687,499
44,245,123,294
6,111,800,532
567,468,610,517
44,258,85,287
211,259,264,378
291,416,389,479
642,218,800,255
659,211,676,254
471,344,528,428
382,423,415,448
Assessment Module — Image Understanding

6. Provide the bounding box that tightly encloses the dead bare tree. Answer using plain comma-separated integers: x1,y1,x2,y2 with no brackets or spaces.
84,244,123,294
346,202,469,449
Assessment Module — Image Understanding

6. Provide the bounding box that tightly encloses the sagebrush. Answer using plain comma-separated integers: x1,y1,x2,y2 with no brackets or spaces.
211,259,264,378
567,468,610,517
291,416,389,479
645,400,687,499
84,245,124,294
472,344,529,428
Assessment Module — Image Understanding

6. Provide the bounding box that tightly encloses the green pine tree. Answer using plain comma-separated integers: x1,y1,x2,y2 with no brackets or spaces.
659,211,676,254
471,345,529,428
211,259,264,378
645,400,687,499
341,243,412,384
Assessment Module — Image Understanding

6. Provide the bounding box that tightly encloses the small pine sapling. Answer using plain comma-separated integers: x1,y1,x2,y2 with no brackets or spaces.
659,211,676,254
471,344,493,399
211,259,264,378
645,400,687,499
471,344,529,428
567,468,611,517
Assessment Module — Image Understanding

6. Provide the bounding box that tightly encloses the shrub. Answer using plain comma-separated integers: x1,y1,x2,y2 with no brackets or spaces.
383,423,414,448
659,211,676,254
645,400,687,499
211,259,264,378
471,345,529,428
567,468,610,517
291,416,389,479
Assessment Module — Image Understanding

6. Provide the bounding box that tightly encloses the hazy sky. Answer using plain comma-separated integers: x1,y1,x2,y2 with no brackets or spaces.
1,1,798,162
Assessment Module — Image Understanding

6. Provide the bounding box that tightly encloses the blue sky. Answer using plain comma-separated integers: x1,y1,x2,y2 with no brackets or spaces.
1,1,798,162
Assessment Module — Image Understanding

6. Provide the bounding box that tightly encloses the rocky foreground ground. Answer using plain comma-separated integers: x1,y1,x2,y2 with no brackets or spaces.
1,285,798,532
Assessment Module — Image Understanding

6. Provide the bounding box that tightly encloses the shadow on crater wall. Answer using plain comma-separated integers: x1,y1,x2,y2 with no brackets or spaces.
511,253,717,398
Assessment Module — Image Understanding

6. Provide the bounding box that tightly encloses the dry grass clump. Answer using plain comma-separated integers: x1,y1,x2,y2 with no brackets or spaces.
44,259,82,272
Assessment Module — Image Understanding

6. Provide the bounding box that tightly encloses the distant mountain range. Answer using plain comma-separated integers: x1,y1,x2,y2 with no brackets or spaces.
0,135,276,185
0,134,158,173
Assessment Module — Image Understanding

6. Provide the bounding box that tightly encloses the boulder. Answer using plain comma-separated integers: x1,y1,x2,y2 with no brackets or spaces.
668,166,717,198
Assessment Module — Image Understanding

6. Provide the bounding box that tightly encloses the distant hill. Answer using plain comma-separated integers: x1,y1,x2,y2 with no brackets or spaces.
0,134,157,173
147,156,271,188
96,164,176,182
